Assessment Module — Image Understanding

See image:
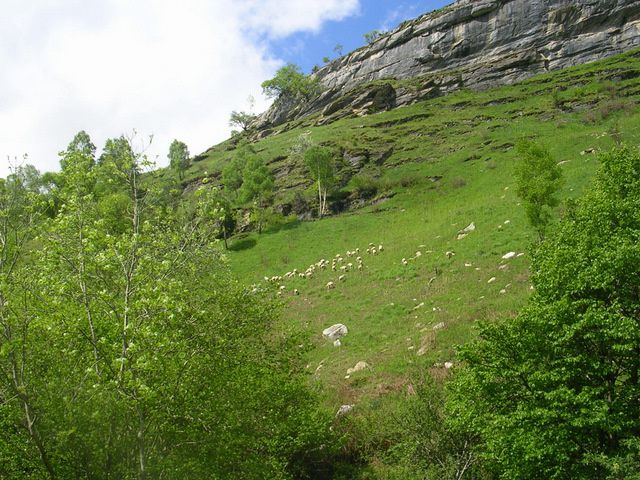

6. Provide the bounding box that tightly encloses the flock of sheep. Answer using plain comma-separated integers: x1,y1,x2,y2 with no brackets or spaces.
263,243,386,294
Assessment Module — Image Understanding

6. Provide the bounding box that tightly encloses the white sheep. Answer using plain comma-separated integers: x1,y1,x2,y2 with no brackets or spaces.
378,244,384,252
339,274,346,282
445,251,455,259
326,281,335,290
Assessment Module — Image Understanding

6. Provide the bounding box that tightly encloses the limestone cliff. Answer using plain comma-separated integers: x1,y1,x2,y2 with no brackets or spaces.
254,0,640,131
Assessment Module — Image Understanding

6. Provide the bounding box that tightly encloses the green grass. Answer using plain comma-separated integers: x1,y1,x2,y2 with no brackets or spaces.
181,50,640,415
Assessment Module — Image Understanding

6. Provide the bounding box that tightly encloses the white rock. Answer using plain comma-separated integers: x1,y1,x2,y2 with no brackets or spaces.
502,251,517,260
346,361,370,375
444,362,454,369
333,339,342,347
432,322,446,331
336,404,354,417
488,277,496,284
323,324,348,341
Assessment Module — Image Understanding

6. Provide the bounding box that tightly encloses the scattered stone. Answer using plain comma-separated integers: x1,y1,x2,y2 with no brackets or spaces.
499,289,507,294
502,251,517,260
488,277,496,284
464,262,473,267
444,361,454,369
323,324,348,341
433,322,446,331
336,405,354,417
417,345,429,356
346,361,370,375
457,222,476,240
498,264,508,270
333,339,342,347
446,251,455,259
413,302,425,310
516,252,525,258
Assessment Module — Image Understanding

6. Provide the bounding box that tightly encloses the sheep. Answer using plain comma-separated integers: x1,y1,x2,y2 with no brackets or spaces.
293,289,299,295
445,251,455,259
339,274,346,282
357,263,363,271
378,244,384,252
415,251,422,258
326,281,335,290
402,258,409,266
371,248,378,256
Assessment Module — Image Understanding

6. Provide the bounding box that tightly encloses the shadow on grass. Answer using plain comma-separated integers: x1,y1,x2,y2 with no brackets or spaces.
263,219,303,235
228,237,257,251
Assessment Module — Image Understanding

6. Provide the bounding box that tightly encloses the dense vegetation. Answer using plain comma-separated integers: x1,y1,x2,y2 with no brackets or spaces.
0,135,336,479
2,49,640,478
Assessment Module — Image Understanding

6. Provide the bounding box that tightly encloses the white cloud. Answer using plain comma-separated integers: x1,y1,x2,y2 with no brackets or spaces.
0,0,360,177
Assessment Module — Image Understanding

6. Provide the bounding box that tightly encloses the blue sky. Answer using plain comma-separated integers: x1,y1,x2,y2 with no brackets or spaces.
270,0,451,73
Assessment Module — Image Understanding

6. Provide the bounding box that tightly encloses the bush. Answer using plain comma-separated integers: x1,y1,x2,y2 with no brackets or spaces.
449,147,640,479
350,174,380,199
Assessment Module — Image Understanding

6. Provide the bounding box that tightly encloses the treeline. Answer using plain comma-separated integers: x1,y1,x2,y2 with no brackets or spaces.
0,132,339,479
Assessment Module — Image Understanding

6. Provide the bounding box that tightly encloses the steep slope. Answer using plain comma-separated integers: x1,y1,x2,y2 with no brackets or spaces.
181,51,640,408
255,0,640,129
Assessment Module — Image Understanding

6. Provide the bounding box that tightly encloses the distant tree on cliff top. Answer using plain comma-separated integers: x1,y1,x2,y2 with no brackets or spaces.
261,64,321,101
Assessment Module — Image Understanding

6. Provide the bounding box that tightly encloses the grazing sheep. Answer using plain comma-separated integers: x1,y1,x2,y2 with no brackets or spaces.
378,244,384,252
339,274,346,282
326,281,335,290
415,251,422,257
402,258,409,266
445,251,455,259
371,248,378,256
357,264,363,270
293,289,299,295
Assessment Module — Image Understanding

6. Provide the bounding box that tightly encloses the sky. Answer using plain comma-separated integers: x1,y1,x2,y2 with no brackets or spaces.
0,0,450,178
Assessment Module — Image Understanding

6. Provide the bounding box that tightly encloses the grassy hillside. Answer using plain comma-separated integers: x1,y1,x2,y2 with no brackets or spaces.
168,50,640,472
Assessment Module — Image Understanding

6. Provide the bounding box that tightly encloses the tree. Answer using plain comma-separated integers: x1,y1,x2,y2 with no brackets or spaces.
0,132,334,479
514,141,563,239
261,64,321,101
168,139,190,179
363,30,384,44
229,110,257,132
239,155,274,233
448,147,640,479
322,56,331,64
304,146,335,218
333,43,344,56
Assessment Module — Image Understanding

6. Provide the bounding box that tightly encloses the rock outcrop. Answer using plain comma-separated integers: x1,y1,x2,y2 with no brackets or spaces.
254,0,640,131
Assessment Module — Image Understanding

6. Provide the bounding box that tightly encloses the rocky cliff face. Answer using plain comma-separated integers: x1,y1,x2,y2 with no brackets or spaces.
255,0,640,131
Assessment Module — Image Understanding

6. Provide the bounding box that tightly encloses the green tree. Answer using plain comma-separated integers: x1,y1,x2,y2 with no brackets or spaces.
261,64,321,101
229,110,257,132
239,154,274,233
363,29,384,44
448,147,640,479
333,43,344,56
514,141,563,239
304,146,335,218
168,139,190,180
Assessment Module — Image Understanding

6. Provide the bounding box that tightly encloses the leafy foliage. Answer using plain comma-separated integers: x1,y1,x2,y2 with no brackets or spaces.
0,134,333,479
304,146,335,218
363,30,384,44
168,139,190,179
261,64,321,101
229,110,257,132
514,141,563,239
448,147,640,479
